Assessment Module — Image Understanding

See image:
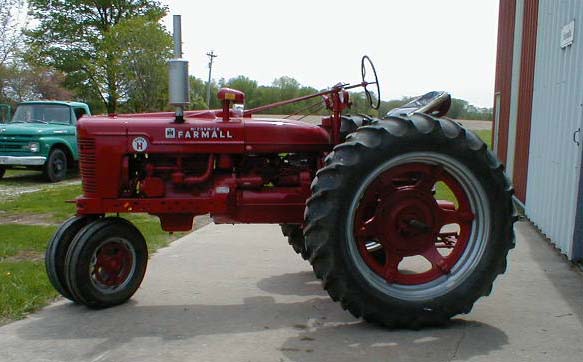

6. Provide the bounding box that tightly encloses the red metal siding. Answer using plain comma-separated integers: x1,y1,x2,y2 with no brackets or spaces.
513,0,539,202
493,0,517,162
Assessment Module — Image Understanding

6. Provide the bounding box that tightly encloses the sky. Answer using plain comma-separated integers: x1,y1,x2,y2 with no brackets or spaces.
161,0,500,108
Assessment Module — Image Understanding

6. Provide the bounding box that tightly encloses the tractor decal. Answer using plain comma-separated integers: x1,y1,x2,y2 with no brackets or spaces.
165,127,234,140
131,137,148,152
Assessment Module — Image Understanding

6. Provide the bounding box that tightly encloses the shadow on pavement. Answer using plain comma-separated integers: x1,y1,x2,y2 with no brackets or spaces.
257,271,508,361
257,270,327,297
15,297,336,355
14,296,507,362
280,319,507,362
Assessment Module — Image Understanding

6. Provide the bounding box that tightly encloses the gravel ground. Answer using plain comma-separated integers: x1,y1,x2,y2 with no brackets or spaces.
0,178,80,200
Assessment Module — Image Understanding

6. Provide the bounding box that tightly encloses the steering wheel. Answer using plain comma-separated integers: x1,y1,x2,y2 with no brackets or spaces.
361,55,381,110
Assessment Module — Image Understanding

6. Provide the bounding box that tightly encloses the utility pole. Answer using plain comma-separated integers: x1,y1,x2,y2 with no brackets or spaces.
206,51,218,109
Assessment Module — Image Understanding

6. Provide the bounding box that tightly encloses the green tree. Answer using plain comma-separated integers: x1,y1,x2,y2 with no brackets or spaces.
346,91,383,117
104,17,172,113
1,65,35,102
189,76,207,110
0,0,26,103
226,75,257,107
26,0,168,113
377,96,414,117
265,76,319,115
188,76,222,110
448,98,469,119
1,64,72,104
0,0,25,68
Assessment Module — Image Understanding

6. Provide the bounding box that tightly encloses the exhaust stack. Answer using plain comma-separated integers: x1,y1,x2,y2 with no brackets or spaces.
168,15,189,123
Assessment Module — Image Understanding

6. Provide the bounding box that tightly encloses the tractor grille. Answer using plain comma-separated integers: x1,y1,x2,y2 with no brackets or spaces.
78,137,97,195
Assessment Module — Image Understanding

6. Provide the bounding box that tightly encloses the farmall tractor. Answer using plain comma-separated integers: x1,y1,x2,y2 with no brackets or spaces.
45,16,515,328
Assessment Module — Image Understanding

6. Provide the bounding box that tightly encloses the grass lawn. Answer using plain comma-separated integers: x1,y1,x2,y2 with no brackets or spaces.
1,169,79,186
0,183,185,323
0,184,80,221
4,169,37,178
473,129,493,149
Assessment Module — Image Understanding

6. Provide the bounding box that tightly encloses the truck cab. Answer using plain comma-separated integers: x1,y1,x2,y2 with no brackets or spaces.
0,101,91,182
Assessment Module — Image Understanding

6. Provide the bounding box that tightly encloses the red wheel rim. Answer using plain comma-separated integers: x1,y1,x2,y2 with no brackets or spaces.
90,239,135,290
354,162,475,285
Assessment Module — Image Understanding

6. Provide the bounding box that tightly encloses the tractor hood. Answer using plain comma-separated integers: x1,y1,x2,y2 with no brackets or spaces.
78,115,331,154
0,123,74,137
243,117,331,152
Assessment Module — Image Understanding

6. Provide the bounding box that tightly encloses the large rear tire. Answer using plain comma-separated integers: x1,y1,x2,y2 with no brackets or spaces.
280,224,309,260
340,115,374,142
304,114,516,328
64,217,148,308
0,167,5,179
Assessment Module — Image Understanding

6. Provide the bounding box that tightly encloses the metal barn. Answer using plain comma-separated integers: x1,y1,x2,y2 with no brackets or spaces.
494,0,583,260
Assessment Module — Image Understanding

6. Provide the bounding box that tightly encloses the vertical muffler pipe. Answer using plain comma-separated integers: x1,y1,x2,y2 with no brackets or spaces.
168,15,190,123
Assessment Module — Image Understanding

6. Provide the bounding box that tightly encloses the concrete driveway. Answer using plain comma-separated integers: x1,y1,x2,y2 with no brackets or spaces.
0,221,581,362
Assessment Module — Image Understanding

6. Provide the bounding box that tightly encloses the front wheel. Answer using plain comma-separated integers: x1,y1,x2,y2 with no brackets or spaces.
45,215,99,301
0,167,5,179
304,114,516,328
64,217,148,308
43,148,68,182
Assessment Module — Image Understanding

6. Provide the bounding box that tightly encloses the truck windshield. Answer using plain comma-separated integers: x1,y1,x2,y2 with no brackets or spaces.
11,104,71,125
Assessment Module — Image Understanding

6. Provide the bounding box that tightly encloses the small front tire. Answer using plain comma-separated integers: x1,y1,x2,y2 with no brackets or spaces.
45,215,99,301
65,217,148,308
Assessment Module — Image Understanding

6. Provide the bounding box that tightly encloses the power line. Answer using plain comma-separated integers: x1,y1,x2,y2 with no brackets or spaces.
206,51,218,109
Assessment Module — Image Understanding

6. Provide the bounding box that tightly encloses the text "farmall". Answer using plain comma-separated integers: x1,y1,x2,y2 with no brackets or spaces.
165,127,234,140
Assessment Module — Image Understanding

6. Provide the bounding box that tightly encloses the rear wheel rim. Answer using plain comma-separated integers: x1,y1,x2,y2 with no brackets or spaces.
89,238,137,294
346,152,491,301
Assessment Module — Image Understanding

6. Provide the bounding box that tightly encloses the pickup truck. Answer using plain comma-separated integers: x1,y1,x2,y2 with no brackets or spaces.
0,101,91,182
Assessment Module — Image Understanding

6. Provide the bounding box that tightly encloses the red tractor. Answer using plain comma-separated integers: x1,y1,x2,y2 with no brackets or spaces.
45,17,515,328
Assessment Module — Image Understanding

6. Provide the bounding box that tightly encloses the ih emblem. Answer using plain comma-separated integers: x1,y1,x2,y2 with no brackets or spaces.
132,137,148,152
165,128,176,138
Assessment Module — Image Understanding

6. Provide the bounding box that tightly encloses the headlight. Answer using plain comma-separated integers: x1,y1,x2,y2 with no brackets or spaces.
23,142,40,152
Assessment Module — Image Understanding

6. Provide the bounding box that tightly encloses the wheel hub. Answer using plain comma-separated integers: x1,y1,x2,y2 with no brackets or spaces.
353,161,476,286
54,160,64,172
381,189,437,256
92,241,133,288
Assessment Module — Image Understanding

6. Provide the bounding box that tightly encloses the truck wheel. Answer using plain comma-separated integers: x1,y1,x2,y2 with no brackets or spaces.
280,224,309,260
304,114,516,328
45,215,99,301
65,217,148,308
44,148,67,182
0,167,5,179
